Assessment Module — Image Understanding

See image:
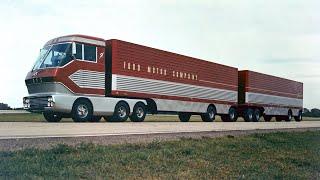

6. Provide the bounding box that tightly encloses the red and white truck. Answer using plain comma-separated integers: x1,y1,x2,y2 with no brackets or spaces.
23,34,303,122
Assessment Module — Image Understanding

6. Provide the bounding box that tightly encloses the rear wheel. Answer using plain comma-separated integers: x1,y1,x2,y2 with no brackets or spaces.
285,110,293,122
201,106,216,122
178,113,191,122
109,101,130,122
130,102,147,122
253,109,261,122
72,99,93,122
264,115,272,122
221,108,238,122
43,112,62,122
244,108,254,122
294,111,303,122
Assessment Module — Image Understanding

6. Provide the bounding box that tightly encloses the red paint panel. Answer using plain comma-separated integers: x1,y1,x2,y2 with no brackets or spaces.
239,70,303,99
110,39,238,92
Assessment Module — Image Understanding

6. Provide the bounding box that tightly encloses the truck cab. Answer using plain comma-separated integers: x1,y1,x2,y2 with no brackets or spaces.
23,35,147,122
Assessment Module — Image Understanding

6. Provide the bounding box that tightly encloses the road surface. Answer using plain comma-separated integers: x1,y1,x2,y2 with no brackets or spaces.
1,121,320,139
0,121,319,151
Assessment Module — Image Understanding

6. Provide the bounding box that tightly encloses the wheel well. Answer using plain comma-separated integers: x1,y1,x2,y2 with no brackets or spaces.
146,99,157,114
73,97,93,110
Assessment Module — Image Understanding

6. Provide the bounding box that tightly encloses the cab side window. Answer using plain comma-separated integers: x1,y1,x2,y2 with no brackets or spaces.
75,43,82,59
74,43,97,62
84,44,96,62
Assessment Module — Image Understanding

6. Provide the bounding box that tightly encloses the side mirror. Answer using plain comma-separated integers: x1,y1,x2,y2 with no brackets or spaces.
72,42,76,55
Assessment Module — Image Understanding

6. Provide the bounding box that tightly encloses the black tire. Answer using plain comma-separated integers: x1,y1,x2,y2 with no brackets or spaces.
72,99,93,122
253,109,261,122
244,108,254,122
130,103,147,122
221,108,238,122
201,106,216,122
294,111,303,122
178,113,191,122
43,112,62,122
109,101,130,122
264,115,272,122
285,110,293,122
89,116,102,122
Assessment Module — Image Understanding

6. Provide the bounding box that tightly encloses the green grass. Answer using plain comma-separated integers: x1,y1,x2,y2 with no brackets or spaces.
0,113,319,122
0,131,319,179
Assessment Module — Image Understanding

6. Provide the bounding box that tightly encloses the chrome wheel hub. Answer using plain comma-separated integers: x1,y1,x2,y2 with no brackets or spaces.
77,105,88,118
118,106,127,118
136,107,144,118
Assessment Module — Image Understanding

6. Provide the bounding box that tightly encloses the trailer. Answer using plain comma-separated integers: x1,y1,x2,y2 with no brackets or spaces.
237,70,303,122
23,34,303,123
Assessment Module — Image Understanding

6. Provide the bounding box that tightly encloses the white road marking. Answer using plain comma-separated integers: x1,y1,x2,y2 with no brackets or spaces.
0,121,319,139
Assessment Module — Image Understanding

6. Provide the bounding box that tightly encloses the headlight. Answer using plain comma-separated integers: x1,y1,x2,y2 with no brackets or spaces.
23,98,30,109
47,97,54,107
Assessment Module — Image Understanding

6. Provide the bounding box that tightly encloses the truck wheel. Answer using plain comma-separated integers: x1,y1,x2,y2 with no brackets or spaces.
253,109,261,122
43,112,62,122
110,101,130,122
130,103,146,122
244,108,254,122
285,110,293,122
89,116,102,122
221,108,238,122
264,115,272,122
294,111,302,122
72,99,93,122
178,113,191,122
201,106,216,122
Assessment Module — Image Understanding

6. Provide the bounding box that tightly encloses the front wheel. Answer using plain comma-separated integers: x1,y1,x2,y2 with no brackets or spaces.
43,112,62,122
72,99,93,122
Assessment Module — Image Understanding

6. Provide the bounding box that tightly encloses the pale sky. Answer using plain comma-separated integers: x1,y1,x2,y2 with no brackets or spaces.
0,0,319,108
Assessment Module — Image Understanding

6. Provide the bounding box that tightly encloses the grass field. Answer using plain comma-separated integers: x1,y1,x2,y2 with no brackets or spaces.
0,131,319,179
0,112,319,122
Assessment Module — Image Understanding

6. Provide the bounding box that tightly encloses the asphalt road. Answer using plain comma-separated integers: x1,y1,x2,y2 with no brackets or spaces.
1,121,320,139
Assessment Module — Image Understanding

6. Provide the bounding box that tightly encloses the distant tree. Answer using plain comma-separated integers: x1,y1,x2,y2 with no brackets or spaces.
0,103,12,110
303,108,320,117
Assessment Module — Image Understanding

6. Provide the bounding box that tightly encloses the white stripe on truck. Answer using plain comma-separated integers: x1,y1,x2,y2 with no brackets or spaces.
246,92,303,107
113,74,238,103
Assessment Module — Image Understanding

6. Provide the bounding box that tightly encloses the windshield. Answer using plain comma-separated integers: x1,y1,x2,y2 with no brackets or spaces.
32,43,72,71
